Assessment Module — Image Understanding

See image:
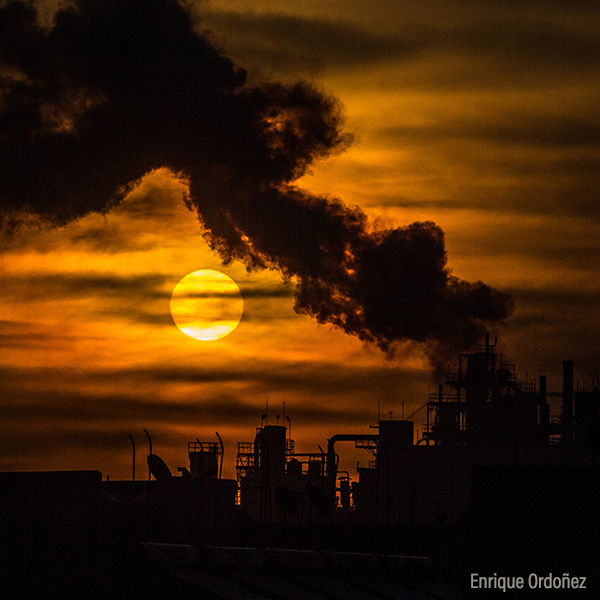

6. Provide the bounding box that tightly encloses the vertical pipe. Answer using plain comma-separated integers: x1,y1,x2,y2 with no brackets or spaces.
539,375,549,445
143,428,152,480
318,445,326,479
563,361,573,445
458,356,463,403
216,431,224,479
128,433,136,482
438,384,443,444
196,439,204,478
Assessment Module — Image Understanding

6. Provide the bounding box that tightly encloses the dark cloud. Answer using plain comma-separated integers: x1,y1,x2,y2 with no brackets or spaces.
381,115,600,149
201,10,425,76
0,385,375,428
0,360,417,451
0,0,513,363
236,283,295,299
200,6,600,82
506,288,600,316
0,272,176,329
292,221,513,363
0,323,84,349
378,114,600,221
450,21,600,72
0,385,255,425
0,272,170,301
0,359,427,402
496,285,600,384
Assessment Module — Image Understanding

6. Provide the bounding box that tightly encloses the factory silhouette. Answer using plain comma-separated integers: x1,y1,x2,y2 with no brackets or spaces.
2,334,599,598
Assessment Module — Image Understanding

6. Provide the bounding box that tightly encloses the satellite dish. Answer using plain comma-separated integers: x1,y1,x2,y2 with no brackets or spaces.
147,453,172,481
274,486,300,515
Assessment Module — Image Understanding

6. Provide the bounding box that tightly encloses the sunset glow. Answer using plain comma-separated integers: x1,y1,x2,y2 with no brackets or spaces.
1,0,599,482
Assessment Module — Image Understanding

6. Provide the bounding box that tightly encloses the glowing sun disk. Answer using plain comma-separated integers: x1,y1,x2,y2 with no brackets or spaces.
170,270,243,341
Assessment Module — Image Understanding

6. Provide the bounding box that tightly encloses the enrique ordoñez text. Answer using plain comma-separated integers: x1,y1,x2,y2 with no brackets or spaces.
471,573,586,592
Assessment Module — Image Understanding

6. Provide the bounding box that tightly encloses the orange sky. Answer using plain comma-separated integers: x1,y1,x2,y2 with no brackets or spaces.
1,168,423,478
1,0,600,480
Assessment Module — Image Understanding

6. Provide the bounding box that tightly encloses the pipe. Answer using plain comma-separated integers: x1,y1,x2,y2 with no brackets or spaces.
539,375,549,424
318,445,326,479
143,428,152,480
215,431,224,479
326,434,378,495
128,433,136,482
563,361,574,445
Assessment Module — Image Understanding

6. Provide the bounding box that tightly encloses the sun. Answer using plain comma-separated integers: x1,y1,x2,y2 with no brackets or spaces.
170,270,244,341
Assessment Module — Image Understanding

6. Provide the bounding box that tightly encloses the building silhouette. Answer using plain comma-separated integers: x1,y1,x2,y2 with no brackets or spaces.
2,334,599,597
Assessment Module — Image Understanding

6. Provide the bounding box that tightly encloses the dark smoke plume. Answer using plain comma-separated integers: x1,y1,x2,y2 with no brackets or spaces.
0,0,513,363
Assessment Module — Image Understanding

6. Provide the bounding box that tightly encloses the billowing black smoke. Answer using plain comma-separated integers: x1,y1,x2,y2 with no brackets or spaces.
0,0,513,363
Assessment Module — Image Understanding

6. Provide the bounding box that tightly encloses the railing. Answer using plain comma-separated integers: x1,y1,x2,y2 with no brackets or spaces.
238,442,254,454
355,439,378,449
427,392,460,402
188,441,220,454
520,382,537,393
236,454,254,468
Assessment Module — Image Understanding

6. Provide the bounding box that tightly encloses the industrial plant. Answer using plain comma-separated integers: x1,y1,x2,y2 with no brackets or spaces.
2,335,599,598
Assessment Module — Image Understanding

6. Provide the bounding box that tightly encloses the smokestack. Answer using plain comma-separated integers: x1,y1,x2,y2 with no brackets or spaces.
562,361,573,444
